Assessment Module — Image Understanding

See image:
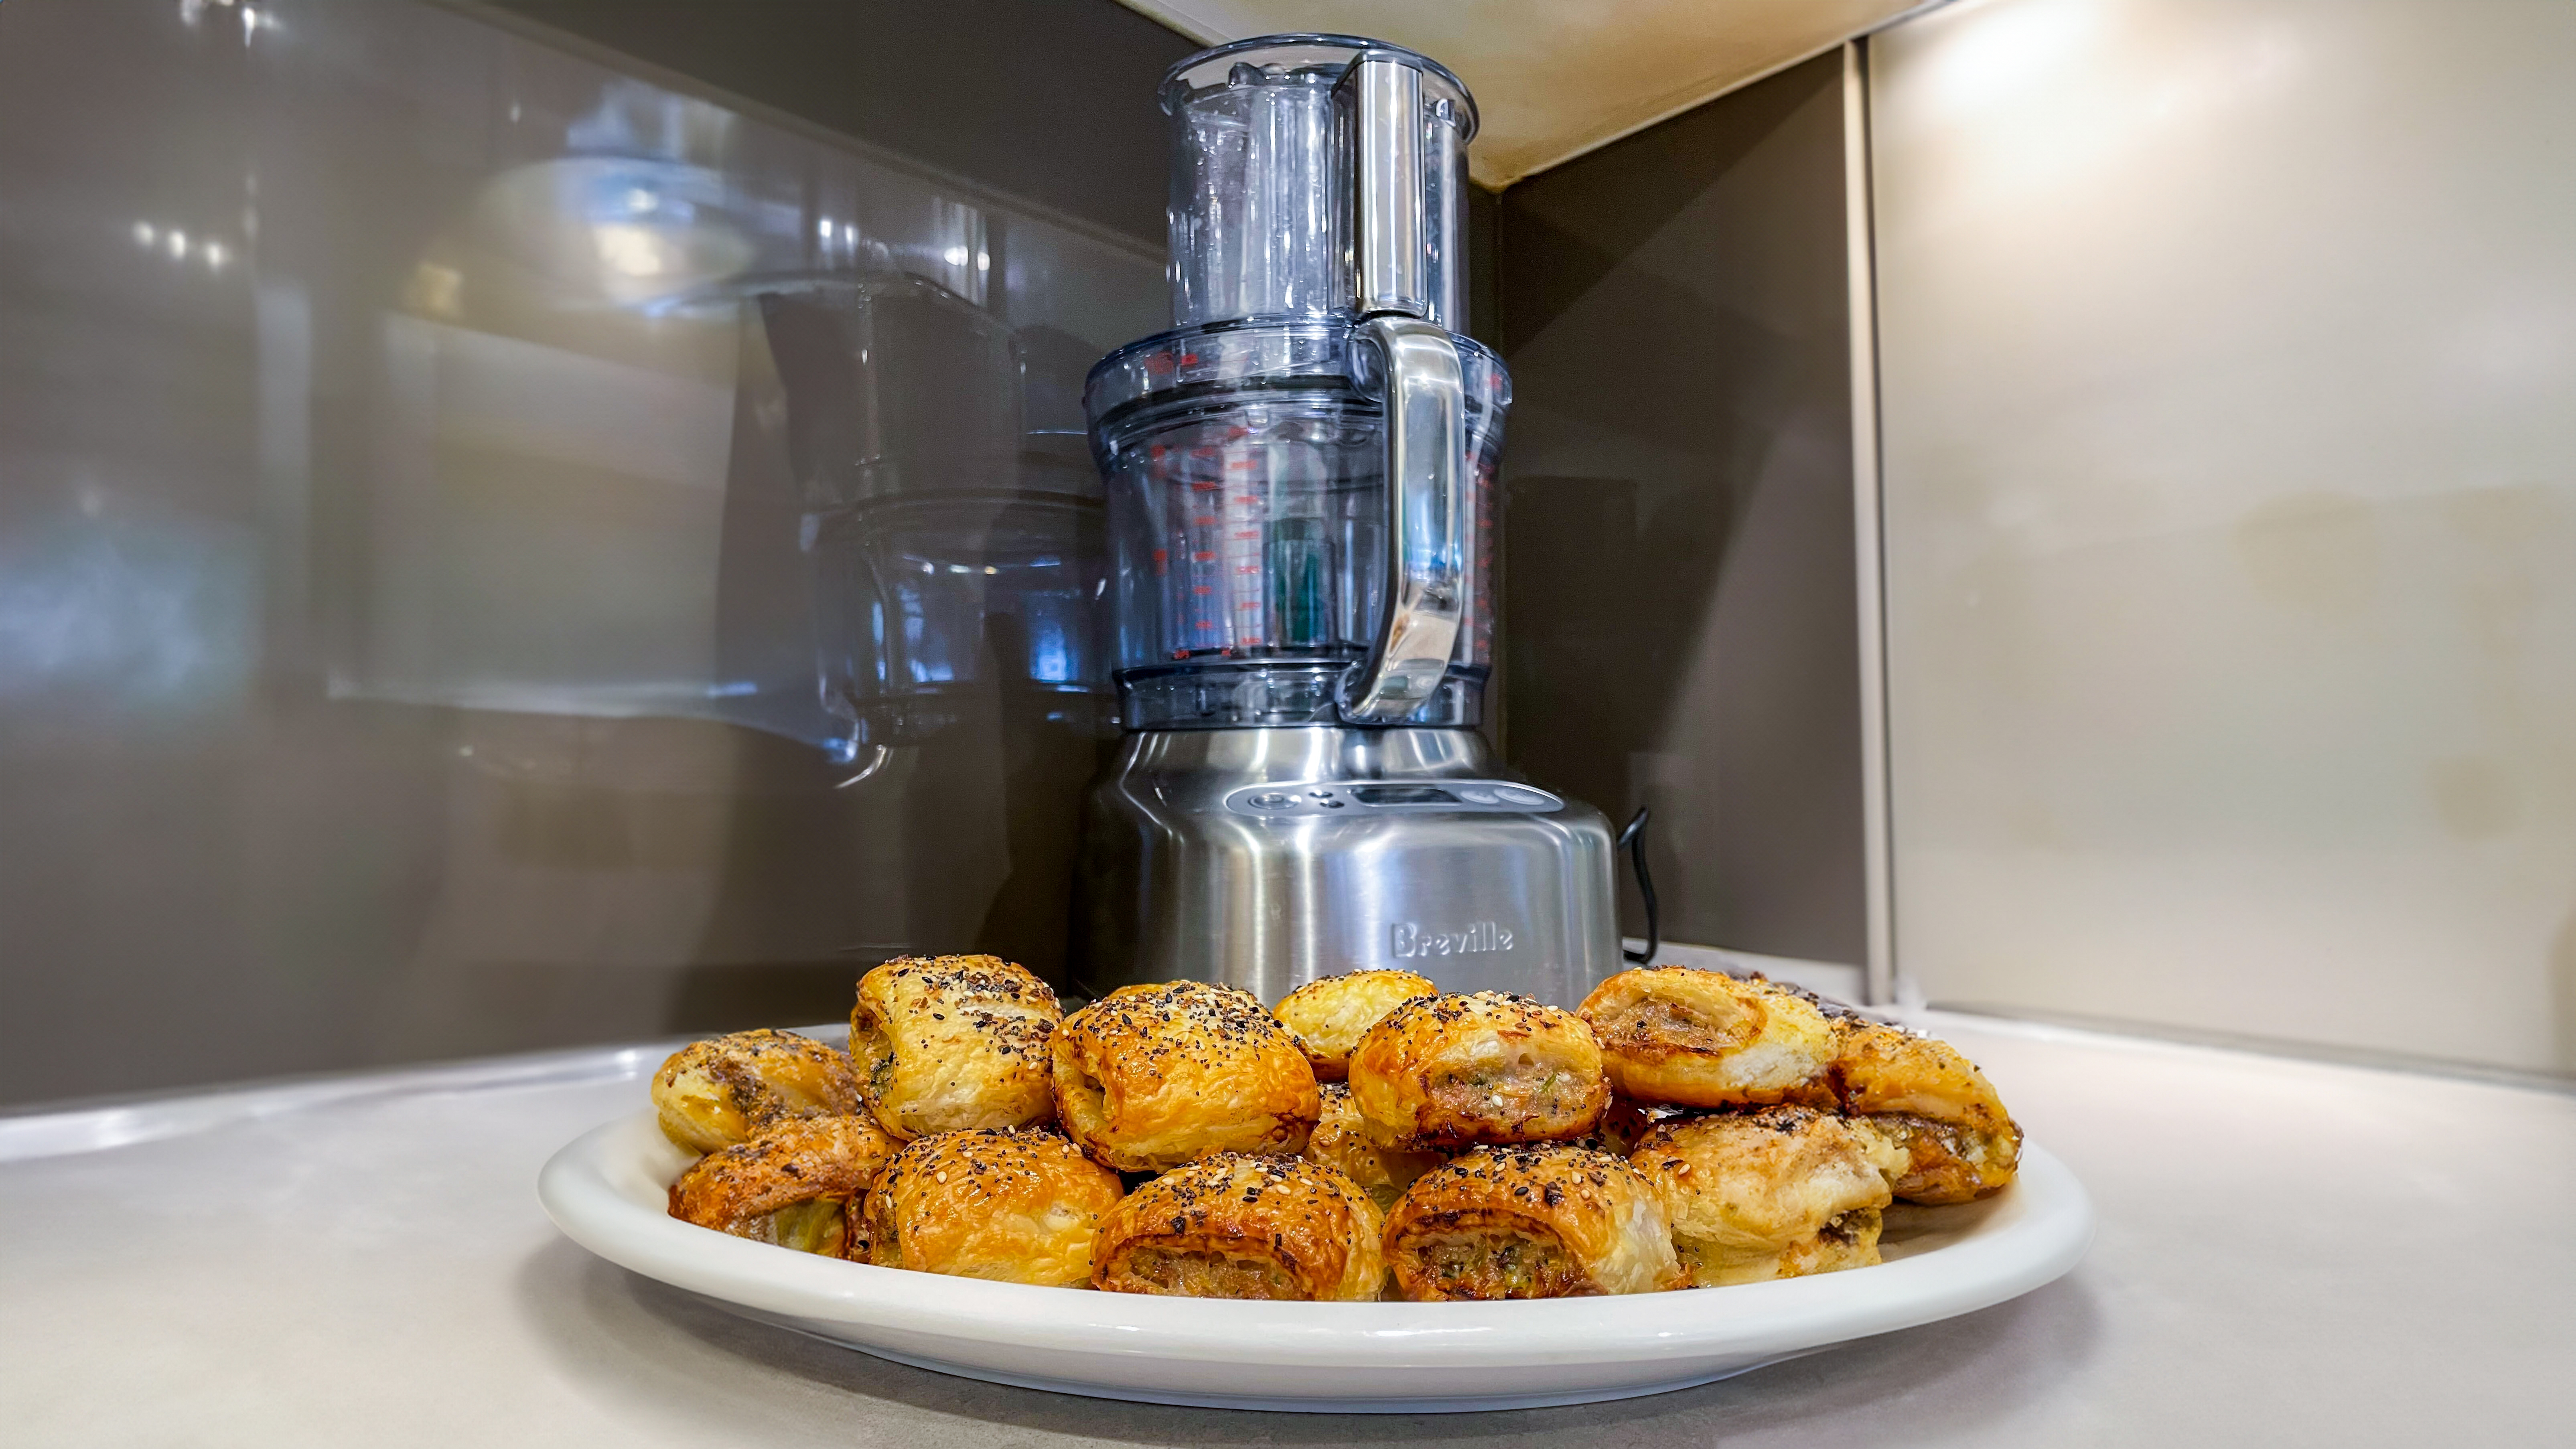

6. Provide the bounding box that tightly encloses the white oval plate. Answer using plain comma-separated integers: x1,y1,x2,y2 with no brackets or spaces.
539,1111,2092,1413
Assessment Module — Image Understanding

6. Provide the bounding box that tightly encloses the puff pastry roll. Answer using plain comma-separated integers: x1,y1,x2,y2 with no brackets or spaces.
850,955,1061,1139
666,1114,900,1258
1631,1107,1899,1287
860,1128,1125,1286
1576,967,1836,1109
1383,1144,1681,1300
1272,969,1438,1081
1302,1082,1447,1212
1832,1021,2022,1204
1050,981,1320,1171
651,1029,866,1154
1346,992,1609,1149
1092,1154,1385,1300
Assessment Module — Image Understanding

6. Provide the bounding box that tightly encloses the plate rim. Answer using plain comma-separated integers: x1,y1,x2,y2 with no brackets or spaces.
540,1108,2093,1386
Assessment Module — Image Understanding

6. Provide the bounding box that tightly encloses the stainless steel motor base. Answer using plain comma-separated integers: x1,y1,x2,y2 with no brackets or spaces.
1073,726,1620,1003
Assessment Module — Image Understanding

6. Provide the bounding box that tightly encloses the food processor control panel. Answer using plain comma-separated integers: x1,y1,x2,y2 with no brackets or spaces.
1223,780,1564,818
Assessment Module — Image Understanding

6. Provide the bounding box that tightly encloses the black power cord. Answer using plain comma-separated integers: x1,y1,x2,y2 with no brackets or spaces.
1618,806,1658,965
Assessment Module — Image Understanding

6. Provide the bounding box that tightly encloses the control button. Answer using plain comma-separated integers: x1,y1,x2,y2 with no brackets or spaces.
1245,793,1298,811
1494,786,1551,807
1320,799,1346,808
1458,787,1499,805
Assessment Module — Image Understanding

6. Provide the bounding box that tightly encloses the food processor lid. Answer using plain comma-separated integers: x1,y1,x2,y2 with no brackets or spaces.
1081,316,1508,438
1156,33,1479,141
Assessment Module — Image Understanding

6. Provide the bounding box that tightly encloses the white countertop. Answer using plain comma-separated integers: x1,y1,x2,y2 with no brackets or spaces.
4,1014,2570,1446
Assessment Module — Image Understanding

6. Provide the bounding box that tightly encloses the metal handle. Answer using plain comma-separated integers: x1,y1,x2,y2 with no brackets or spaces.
1342,52,1464,722
1349,54,1428,318
1343,314,1465,721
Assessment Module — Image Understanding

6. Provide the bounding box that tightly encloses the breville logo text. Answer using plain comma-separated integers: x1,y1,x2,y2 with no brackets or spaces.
1389,920,1517,958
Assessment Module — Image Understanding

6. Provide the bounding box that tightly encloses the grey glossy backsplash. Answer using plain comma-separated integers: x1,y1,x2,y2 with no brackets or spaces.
0,0,1187,1103
1496,55,1868,969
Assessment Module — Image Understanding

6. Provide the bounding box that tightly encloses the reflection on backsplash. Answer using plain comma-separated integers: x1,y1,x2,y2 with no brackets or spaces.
0,0,1183,1104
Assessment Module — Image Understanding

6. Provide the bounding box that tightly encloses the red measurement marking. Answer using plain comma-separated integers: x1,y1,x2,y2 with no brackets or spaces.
1193,586,1213,595
1192,515,1217,526
1152,549,1167,562
1192,551,1216,562
1170,649,1191,659
1233,495,1260,506
1180,353,1200,366
1232,529,1260,539
1235,565,1260,574
1225,459,1255,470
1237,600,1262,610
1191,482,1219,492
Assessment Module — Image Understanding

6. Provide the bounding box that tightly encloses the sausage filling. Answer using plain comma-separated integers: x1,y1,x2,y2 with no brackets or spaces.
1400,1225,1594,1299
1866,1114,2014,1202
865,1195,903,1266
1107,1246,1306,1300
1429,1051,1590,1133
1819,1207,1875,1247
1677,1206,1884,1286
757,1195,850,1256
851,1014,898,1098
1596,995,1747,1058
1057,1060,1111,1141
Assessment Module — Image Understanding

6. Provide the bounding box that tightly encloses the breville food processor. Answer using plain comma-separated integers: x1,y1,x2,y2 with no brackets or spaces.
1076,35,1624,1001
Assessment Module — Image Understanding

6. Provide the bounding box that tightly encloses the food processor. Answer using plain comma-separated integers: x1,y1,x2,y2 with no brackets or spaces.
1076,34,1627,1001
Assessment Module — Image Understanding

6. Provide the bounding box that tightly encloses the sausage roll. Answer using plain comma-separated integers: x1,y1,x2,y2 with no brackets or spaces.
1272,969,1438,1081
666,1114,901,1259
1092,1154,1385,1300
1050,981,1320,1171
1630,1107,1901,1287
1832,1020,2022,1204
1302,1082,1447,1212
1383,1144,1681,1300
1346,992,1610,1149
861,1128,1125,1286
651,1028,866,1154
1576,967,1836,1109
850,955,1061,1139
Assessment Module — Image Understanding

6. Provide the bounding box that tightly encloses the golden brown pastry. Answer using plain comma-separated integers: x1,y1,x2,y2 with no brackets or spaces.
850,955,1061,1139
1346,992,1609,1149
1832,1019,2022,1204
1302,1082,1447,1212
651,1029,866,1154
666,1114,901,1258
1576,967,1837,1109
1272,969,1438,1081
1383,1143,1681,1300
1050,981,1320,1171
861,1128,1125,1286
1092,1154,1384,1300
1630,1106,1901,1287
